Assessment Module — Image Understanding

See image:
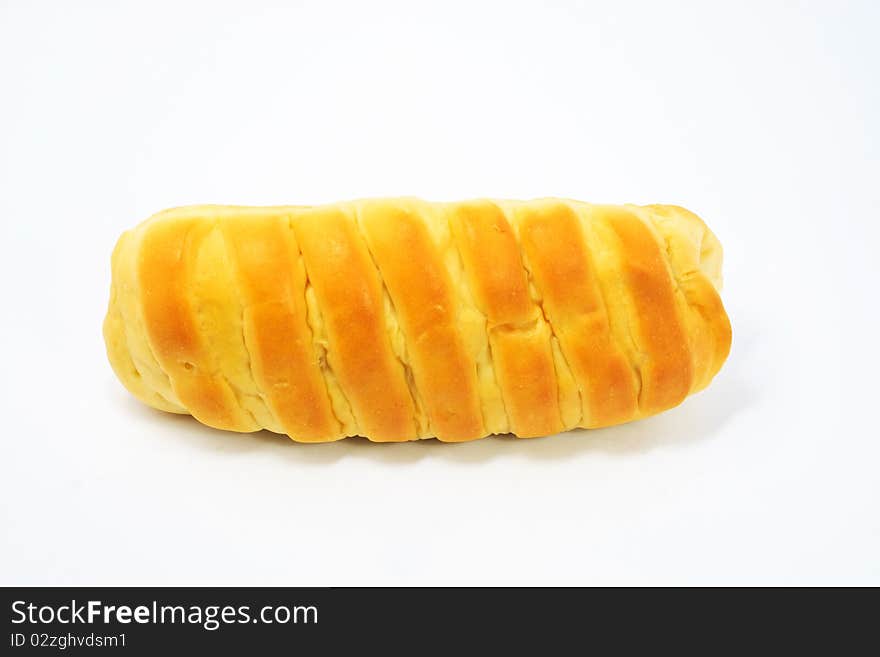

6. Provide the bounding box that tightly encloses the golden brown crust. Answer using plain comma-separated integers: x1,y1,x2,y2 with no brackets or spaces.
221,211,341,441
190,220,281,431
597,206,694,416
105,198,731,442
642,204,731,392
104,233,182,413
358,199,485,442
514,201,640,428
293,205,417,441
448,200,562,438
139,217,256,431
109,228,185,413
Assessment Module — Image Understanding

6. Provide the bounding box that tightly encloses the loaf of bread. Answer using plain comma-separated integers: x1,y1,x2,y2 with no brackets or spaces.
104,198,731,442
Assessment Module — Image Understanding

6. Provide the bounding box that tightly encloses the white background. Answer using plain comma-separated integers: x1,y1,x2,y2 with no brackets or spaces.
1,0,878,586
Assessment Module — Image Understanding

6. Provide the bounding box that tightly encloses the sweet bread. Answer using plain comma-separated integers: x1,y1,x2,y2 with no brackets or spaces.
103,198,731,442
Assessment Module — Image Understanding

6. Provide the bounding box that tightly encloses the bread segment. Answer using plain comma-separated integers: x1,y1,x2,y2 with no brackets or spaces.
358,199,485,442
596,206,694,416
221,211,342,441
112,228,185,411
104,233,183,413
138,216,257,431
448,200,562,438
105,198,731,442
191,220,280,432
643,205,731,393
292,205,417,441
514,201,639,428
